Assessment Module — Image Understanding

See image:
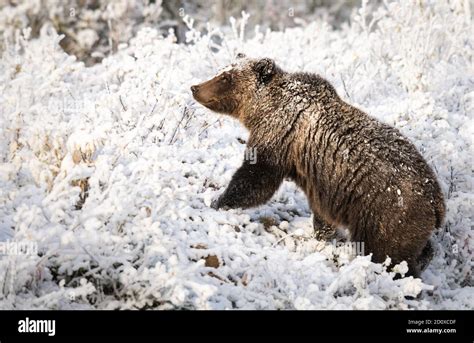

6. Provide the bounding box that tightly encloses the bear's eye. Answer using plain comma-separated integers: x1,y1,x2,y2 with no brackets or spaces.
221,72,232,83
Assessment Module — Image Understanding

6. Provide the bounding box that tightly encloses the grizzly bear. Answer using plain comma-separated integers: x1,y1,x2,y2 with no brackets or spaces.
191,54,445,277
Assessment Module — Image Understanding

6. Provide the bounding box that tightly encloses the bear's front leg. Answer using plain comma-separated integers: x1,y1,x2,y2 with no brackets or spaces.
211,158,284,210
313,213,337,241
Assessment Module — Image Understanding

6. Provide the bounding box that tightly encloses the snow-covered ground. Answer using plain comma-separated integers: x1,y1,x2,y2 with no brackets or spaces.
0,1,472,309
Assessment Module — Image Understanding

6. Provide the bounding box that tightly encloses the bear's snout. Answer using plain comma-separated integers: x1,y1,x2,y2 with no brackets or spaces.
191,85,199,94
191,75,237,114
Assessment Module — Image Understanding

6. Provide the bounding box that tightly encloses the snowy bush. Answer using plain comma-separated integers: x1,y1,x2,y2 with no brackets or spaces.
0,0,472,309
0,0,163,65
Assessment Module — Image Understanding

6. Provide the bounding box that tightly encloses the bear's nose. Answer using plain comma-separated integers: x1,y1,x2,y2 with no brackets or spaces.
191,85,199,94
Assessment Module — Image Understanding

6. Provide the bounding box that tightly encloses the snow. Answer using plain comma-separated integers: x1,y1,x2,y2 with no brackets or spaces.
0,1,472,310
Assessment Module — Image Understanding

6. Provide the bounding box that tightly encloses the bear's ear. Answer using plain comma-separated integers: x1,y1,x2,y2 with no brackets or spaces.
253,58,275,84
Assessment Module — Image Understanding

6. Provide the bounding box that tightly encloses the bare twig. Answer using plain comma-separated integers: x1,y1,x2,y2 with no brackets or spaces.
119,95,127,112
198,118,222,137
448,165,456,199
340,74,351,100
169,106,190,144
183,108,196,130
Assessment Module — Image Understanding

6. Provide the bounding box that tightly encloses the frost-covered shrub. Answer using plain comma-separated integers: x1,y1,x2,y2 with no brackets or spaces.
0,0,472,309
0,0,163,65
0,0,378,65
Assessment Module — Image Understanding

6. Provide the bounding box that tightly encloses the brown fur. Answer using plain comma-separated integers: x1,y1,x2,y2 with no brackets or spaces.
191,55,445,277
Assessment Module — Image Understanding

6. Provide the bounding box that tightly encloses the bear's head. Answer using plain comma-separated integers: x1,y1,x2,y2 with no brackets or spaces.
191,54,280,118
